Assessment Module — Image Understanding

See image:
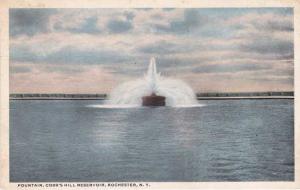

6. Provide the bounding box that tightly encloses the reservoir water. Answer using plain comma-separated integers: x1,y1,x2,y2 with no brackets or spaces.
10,99,294,182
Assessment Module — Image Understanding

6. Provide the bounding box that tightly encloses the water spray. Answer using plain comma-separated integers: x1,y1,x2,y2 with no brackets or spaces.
107,57,197,107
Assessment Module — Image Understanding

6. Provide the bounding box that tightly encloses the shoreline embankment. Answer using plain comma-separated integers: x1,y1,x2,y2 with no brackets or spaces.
9,92,294,100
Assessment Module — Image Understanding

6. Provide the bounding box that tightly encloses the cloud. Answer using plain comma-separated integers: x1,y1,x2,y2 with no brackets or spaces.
136,38,235,56
107,19,133,33
154,9,208,34
124,11,135,21
217,11,294,59
40,65,87,74
10,45,131,65
10,66,118,93
10,45,37,63
191,63,270,74
225,10,293,32
138,41,181,54
162,8,176,12
9,9,56,37
10,65,32,73
238,36,293,56
261,20,293,32
104,63,147,77
9,8,294,93
54,16,101,34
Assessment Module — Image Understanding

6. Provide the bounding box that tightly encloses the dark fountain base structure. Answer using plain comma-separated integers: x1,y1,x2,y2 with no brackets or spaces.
142,93,166,106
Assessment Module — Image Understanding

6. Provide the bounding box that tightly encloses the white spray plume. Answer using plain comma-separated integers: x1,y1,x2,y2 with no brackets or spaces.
107,57,197,106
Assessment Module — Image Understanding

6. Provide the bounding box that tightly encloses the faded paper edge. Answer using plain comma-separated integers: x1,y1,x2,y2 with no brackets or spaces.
0,0,300,189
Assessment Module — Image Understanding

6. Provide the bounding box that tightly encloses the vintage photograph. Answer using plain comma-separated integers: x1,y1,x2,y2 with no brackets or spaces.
8,7,294,183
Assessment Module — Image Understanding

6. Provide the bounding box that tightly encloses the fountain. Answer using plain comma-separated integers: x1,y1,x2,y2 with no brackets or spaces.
142,58,166,106
107,57,197,107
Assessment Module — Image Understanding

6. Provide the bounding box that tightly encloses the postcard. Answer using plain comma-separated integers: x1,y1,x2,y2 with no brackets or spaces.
0,0,299,189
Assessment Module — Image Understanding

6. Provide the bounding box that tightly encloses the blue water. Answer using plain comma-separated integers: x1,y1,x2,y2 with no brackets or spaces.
10,99,294,182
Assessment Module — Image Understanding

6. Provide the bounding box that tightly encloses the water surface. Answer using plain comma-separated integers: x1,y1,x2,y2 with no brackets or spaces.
10,99,294,182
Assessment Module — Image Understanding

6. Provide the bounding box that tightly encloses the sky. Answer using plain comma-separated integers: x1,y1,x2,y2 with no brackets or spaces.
9,8,294,93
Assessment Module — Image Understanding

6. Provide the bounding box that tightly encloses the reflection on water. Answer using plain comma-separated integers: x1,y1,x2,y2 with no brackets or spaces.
10,99,294,182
